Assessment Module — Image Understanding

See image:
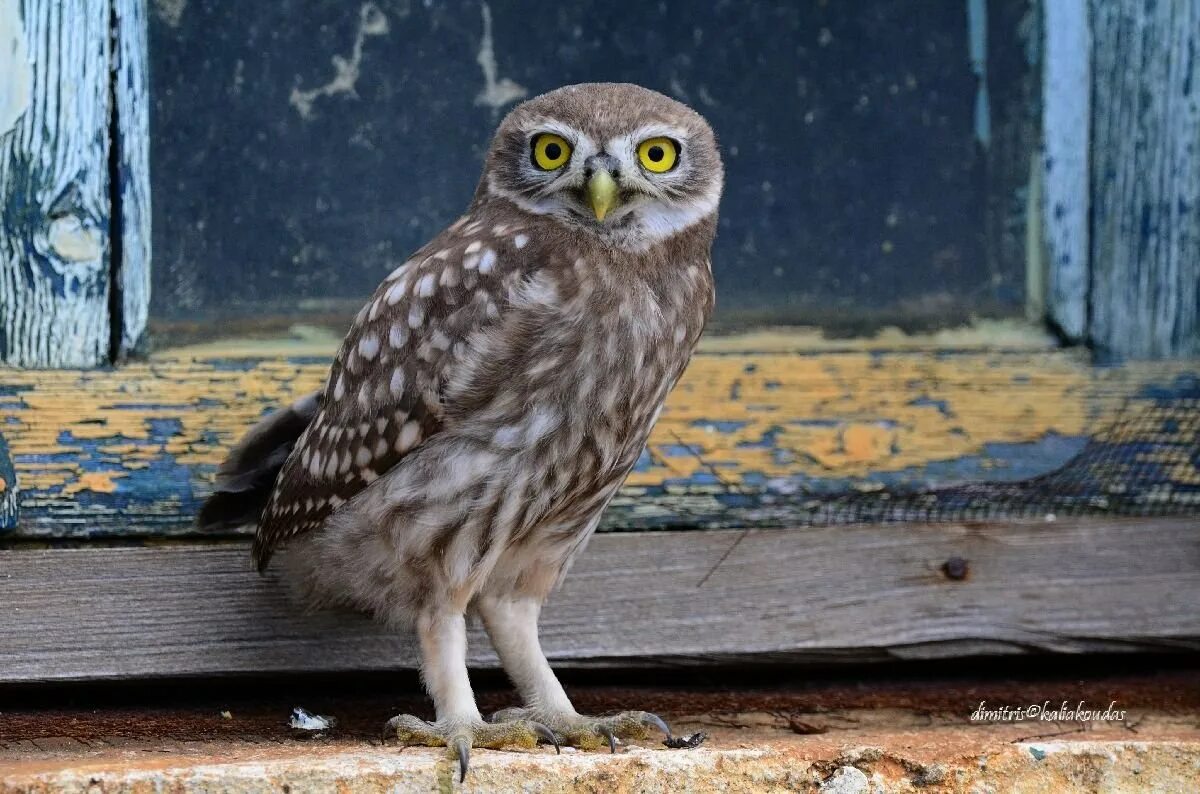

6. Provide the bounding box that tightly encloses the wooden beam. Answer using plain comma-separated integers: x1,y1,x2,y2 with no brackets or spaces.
1041,0,1090,342
1,517,1197,682
0,0,112,367
112,0,152,358
2,347,1196,538
0,431,15,529
1090,1,1200,358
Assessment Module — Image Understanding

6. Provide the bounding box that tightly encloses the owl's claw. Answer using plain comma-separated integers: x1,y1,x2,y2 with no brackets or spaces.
383,712,554,781
532,721,562,753
598,723,617,753
453,736,469,783
487,708,672,752
640,712,673,740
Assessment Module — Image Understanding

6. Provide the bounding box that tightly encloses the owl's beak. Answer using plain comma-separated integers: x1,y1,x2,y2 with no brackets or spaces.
586,170,619,222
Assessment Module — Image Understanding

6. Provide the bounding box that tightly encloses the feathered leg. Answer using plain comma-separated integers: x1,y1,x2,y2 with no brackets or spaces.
478,596,671,751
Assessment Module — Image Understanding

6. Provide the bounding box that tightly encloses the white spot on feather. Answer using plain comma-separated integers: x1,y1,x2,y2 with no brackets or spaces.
389,323,407,348
416,272,436,297
513,233,529,249
396,420,421,452
390,367,406,396
358,333,380,360
386,278,409,305
478,248,497,273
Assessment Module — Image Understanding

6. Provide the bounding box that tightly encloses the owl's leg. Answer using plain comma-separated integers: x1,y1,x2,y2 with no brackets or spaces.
478,595,672,752
384,608,558,781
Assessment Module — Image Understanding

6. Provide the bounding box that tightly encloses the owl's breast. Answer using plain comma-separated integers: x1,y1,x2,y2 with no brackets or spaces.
520,257,709,469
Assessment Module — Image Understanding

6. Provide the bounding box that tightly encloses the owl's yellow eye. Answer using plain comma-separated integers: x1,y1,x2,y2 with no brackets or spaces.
532,133,572,170
637,137,678,173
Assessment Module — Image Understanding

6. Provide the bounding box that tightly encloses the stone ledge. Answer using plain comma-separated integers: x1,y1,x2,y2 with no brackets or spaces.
4,725,1199,793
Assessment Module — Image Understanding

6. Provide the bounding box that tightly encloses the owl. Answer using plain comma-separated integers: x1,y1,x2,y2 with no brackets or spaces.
199,83,721,779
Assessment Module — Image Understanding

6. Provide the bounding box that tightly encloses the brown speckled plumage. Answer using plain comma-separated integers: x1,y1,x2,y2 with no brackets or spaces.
202,83,722,772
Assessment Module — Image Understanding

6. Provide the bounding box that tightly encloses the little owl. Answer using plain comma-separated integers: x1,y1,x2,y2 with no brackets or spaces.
200,83,722,780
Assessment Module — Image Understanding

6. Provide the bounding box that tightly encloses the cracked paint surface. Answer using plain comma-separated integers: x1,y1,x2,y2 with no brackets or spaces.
0,344,1194,538
474,2,528,111
290,3,390,119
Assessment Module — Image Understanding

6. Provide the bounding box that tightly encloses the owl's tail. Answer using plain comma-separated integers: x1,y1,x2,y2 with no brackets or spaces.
196,392,321,533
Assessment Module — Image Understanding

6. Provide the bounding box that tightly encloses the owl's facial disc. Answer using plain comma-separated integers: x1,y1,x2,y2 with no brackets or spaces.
484,84,724,246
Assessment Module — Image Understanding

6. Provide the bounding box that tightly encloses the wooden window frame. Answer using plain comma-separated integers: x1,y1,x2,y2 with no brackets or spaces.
1,1,1198,683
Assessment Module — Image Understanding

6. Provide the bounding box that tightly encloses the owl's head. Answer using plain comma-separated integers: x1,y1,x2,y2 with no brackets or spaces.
481,83,723,248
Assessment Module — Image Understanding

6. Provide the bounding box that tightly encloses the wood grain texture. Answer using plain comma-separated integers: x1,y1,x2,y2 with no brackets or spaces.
113,0,152,358
0,431,15,529
0,0,113,367
1090,1,1200,359
1,517,1197,682
1042,0,1090,341
2,347,1195,538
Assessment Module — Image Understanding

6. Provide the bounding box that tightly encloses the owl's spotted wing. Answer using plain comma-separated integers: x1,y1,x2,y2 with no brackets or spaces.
252,217,524,570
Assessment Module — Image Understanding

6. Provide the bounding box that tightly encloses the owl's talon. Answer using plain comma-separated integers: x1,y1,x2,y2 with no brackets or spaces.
383,711,553,781
484,708,670,752
532,721,561,753
598,724,617,753
641,712,673,740
453,736,470,783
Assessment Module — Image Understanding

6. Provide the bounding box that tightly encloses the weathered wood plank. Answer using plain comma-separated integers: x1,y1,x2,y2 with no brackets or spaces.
1,347,1195,538
1041,0,1090,341
0,0,113,367
112,0,152,358
1090,1,1200,358
0,431,15,529
1,517,1196,682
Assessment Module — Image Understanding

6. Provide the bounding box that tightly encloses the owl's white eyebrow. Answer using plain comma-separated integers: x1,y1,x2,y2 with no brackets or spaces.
522,120,585,145
609,124,690,151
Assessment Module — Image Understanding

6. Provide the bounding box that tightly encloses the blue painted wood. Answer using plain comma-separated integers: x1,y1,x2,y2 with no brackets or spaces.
0,431,16,530
147,0,1035,335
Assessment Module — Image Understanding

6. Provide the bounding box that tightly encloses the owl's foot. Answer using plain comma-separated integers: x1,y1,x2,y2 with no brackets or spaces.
383,713,559,782
489,708,671,752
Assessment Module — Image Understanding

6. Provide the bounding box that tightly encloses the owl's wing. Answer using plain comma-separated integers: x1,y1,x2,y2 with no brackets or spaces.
252,218,521,570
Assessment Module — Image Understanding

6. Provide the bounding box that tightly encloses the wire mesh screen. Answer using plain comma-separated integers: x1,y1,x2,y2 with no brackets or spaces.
607,372,1200,530
793,374,1200,525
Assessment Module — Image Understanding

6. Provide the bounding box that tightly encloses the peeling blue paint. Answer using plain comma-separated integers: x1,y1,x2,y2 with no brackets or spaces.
908,396,956,418
661,444,698,458
0,431,16,531
690,419,750,433
1138,373,1200,402
737,427,783,449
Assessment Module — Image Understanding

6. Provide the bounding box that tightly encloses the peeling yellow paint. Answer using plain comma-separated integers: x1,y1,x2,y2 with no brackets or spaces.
0,345,1193,511
63,471,123,494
